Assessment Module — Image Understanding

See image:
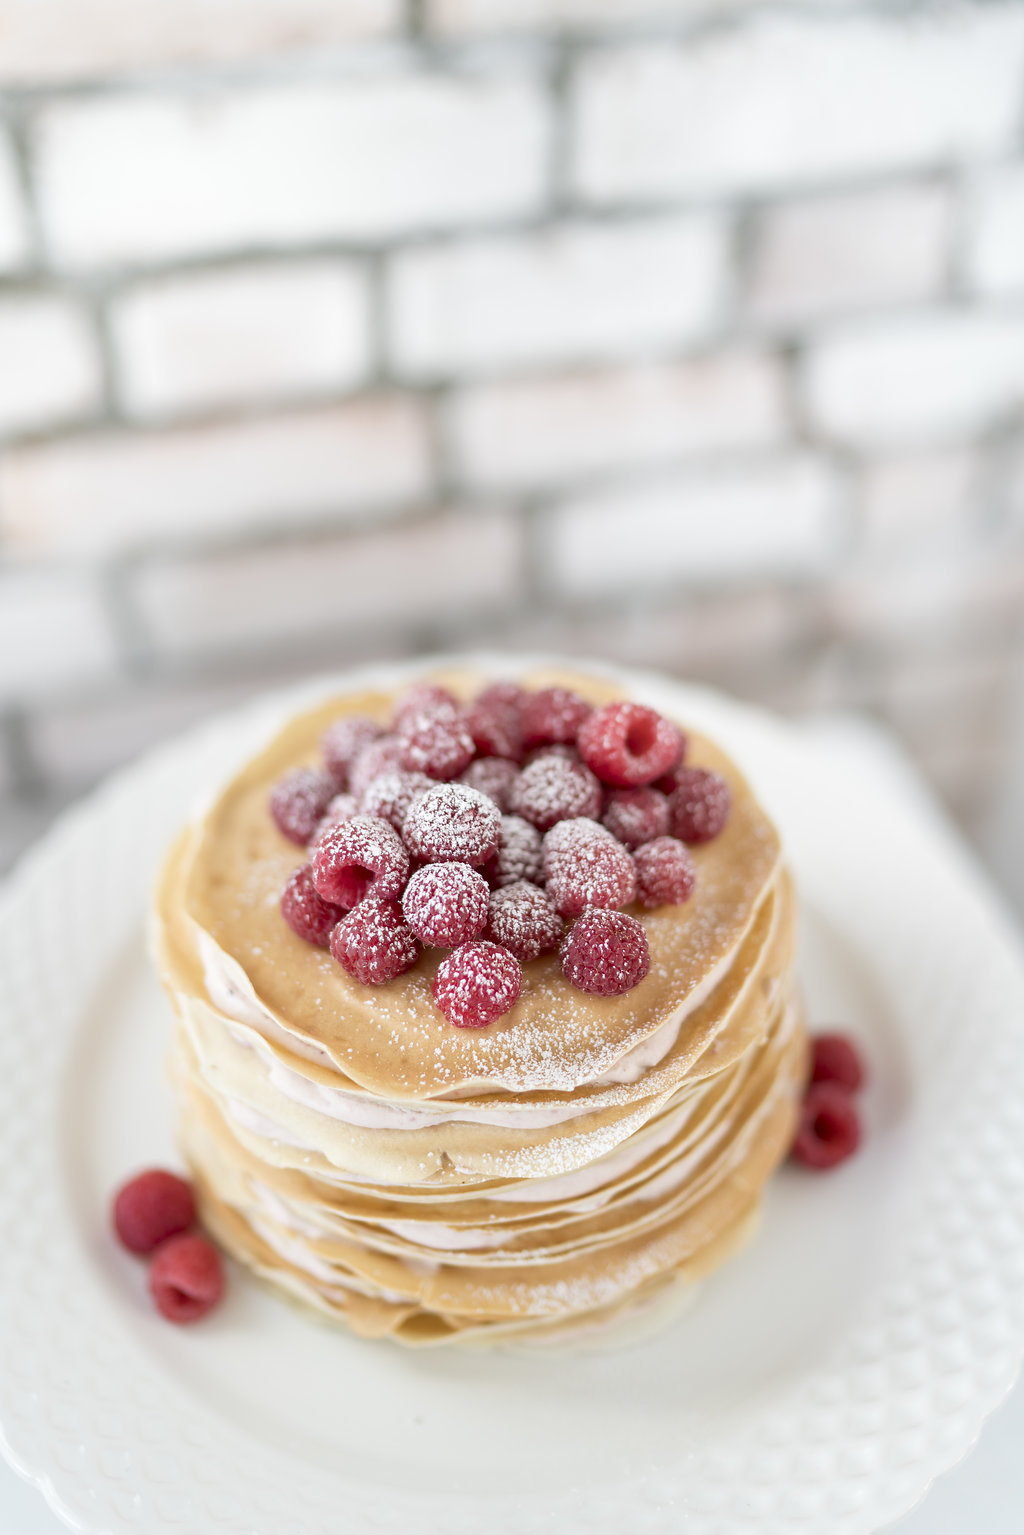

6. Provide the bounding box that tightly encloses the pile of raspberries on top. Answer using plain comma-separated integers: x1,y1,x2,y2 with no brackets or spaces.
269,681,732,1029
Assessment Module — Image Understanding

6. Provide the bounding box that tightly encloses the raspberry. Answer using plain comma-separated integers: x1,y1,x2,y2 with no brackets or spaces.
280,864,347,946
560,908,650,996
524,742,579,766
541,816,615,880
312,816,410,908
811,1033,866,1092
402,862,490,947
577,701,684,788
633,837,696,909
330,897,419,985
655,757,691,796
464,698,523,762
476,680,529,713
309,792,360,850
546,832,636,919
269,767,339,845
433,941,522,1028
486,881,564,963
348,735,404,801
482,814,544,889
459,756,521,812
321,715,382,786
112,1169,195,1256
520,687,592,749
360,770,433,832
402,783,501,866
791,1082,861,1170
668,767,732,844
149,1232,224,1323
398,706,475,781
509,754,602,832
601,786,670,850
392,682,459,727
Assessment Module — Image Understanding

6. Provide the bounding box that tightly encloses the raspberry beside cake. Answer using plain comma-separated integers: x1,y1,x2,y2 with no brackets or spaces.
150,667,807,1345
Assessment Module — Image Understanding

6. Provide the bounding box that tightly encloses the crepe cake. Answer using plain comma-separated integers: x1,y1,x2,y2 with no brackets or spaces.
150,667,808,1345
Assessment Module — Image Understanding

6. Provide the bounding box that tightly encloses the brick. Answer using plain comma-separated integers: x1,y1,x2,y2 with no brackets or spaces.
546,454,841,595
428,0,725,29
0,296,101,436
0,135,29,271
447,349,787,490
0,569,116,701
803,311,1024,447
572,13,1024,203
34,78,550,268
859,449,978,558
748,184,950,327
0,399,433,557
0,0,400,81
388,214,727,378
112,260,372,419
132,513,522,657
965,165,1024,298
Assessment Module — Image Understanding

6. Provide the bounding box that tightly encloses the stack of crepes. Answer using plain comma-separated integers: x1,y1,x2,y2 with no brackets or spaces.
150,669,808,1347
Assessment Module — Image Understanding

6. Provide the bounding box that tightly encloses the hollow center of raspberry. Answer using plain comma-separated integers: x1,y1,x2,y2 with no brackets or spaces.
346,867,374,901
626,718,657,757
813,1111,840,1142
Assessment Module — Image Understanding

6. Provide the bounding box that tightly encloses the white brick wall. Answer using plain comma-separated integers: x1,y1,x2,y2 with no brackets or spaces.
446,349,787,490
387,214,727,378
0,399,433,556
546,454,842,596
966,166,1024,298
572,13,1024,203
111,260,372,418
428,0,719,30
0,569,116,701
860,450,979,560
35,76,551,268
0,296,102,436
804,311,1024,447
0,137,29,271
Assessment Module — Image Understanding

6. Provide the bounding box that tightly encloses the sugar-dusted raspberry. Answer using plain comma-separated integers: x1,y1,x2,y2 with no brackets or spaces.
392,682,459,727
602,786,670,850
321,715,382,786
560,908,650,996
149,1232,224,1323
791,1082,861,1170
402,861,490,947
269,767,339,845
811,1033,866,1092
520,686,592,749
330,896,419,985
541,815,615,880
398,706,475,781
486,881,564,964
482,814,544,889
459,756,521,812
280,864,347,946
312,816,410,908
309,792,360,850
433,941,522,1027
524,742,579,766
113,1168,195,1255
348,735,404,801
464,697,523,762
403,783,501,866
577,701,684,788
360,770,433,832
633,836,695,909
655,757,691,796
668,767,732,844
476,680,529,713
508,754,602,832
546,831,637,919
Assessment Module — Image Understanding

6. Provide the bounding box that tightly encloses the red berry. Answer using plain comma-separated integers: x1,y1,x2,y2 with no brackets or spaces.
464,699,523,762
312,816,410,908
601,786,670,850
667,767,732,844
402,862,490,947
321,716,382,787
113,1169,195,1256
149,1232,224,1323
433,941,522,1028
577,702,683,788
791,1082,861,1170
546,832,637,919
541,816,616,880
811,1033,866,1092
309,792,360,850
524,742,579,766
360,770,433,832
482,814,544,888
560,909,650,996
348,735,404,801
476,680,529,713
459,756,521,812
281,864,347,946
330,896,419,985
398,705,475,781
633,837,696,909
654,757,691,796
508,754,602,832
486,881,564,963
393,683,459,727
402,783,501,866
520,687,592,749
269,767,339,845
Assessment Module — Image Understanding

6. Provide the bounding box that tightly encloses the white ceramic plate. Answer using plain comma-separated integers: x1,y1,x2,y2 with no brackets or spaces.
2,656,1024,1535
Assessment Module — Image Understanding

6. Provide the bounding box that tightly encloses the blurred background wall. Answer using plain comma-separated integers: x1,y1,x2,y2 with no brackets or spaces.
1,0,1023,901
